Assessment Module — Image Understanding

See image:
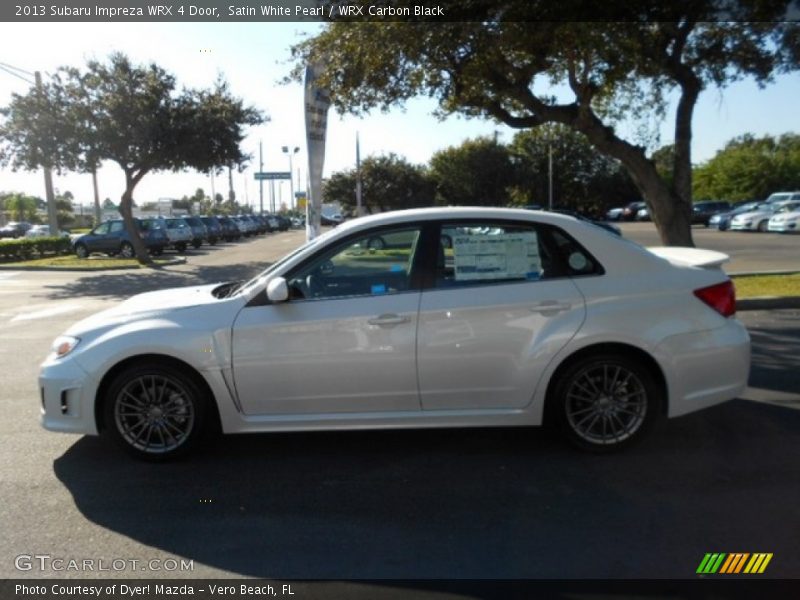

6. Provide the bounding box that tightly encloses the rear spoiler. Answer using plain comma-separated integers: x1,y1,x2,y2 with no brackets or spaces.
647,246,730,269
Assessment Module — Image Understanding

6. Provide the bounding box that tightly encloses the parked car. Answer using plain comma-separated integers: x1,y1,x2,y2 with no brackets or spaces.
72,219,167,258
605,207,625,221
161,218,193,252
181,216,208,248
265,215,280,232
635,206,650,221
275,215,291,231
199,216,223,245
620,201,646,221
708,201,760,231
767,204,800,233
216,216,241,242
40,207,749,460
691,201,732,226
764,191,800,204
24,225,70,239
321,213,344,226
0,221,33,238
232,216,256,237
730,200,800,232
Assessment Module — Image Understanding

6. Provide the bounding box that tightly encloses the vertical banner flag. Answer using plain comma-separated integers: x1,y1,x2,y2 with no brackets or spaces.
304,59,331,240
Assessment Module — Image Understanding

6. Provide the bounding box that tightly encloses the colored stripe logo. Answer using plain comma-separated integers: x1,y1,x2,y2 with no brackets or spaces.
697,553,773,574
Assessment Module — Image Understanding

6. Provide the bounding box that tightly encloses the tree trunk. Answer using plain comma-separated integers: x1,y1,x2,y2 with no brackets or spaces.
574,114,695,246
118,173,152,265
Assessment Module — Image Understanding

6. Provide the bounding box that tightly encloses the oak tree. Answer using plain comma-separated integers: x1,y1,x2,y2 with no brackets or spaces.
1,53,263,263
291,1,798,245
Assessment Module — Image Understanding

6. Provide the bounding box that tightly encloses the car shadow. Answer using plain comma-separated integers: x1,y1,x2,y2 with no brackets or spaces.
34,262,272,301
747,316,800,395
53,400,800,579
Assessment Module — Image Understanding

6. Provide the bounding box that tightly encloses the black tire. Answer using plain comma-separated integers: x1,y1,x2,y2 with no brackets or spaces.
549,353,662,452
150,247,163,257
757,220,768,232
102,362,210,461
367,236,386,250
75,243,89,259
120,242,134,259
175,242,187,253
192,239,202,249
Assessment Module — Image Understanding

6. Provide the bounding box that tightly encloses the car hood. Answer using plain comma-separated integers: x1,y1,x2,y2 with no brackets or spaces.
732,210,772,220
65,283,228,336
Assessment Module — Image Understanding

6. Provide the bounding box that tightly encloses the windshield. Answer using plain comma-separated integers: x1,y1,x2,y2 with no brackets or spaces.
234,228,340,296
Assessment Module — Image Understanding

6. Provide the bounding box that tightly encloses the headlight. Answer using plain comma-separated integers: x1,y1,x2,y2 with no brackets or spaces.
51,335,80,359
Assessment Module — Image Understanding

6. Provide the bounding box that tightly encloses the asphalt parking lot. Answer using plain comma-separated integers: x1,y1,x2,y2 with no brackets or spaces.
1,228,799,581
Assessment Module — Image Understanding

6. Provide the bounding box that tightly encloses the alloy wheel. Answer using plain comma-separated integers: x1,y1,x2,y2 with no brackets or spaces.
564,363,648,445
113,374,196,455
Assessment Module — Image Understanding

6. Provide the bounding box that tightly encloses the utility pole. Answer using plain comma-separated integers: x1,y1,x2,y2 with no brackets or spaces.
35,71,58,233
259,141,264,215
548,143,554,211
355,132,363,216
227,166,234,206
91,168,101,224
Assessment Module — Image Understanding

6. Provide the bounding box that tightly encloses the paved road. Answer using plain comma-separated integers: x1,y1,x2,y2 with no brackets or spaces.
618,222,800,273
1,232,799,580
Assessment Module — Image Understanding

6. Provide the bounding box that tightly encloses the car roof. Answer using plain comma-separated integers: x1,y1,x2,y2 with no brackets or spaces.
330,207,581,235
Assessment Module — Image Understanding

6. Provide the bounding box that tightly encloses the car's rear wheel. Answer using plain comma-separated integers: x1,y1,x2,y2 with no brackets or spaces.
75,243,88,259
175,242,187,253
550,353,661,452
103,363,209,461
120,242,134,258
192,240,202,249
757,220,768,232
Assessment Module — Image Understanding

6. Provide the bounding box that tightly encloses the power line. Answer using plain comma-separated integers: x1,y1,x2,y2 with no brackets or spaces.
0,64,35,85
0,61,35,77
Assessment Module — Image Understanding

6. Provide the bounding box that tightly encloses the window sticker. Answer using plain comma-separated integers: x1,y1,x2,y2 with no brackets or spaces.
452,231,541,281
371,284,387,295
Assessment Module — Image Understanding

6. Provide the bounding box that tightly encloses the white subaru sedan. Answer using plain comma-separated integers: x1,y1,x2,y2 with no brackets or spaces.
39,208,750,459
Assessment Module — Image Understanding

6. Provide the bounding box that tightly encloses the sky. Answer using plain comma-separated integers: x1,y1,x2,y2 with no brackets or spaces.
0,21,798,211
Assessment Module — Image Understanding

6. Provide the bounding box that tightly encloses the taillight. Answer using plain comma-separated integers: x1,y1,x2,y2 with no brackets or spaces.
694,280,736,317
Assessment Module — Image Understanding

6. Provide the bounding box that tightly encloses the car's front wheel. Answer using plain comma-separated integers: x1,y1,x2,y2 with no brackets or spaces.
103,363,210,461
74,243,89,259
119,242,134,258
757,220,768,232
550,353,661,452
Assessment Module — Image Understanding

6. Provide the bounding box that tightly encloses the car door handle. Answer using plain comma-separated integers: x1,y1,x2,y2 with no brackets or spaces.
368,314,410,326
529,301,572,313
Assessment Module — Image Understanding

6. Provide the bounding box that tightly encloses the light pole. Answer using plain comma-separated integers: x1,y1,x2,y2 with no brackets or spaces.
282,145,300,211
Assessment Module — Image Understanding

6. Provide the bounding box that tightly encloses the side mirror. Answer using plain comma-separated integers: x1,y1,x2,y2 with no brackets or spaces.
266,277,289,303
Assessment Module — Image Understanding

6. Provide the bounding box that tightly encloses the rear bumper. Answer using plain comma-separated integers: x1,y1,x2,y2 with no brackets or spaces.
655,318,751,418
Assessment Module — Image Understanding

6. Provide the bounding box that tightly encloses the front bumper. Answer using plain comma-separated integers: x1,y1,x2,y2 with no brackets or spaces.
655,318,751,418
729,222,754,231
768,222,797,232
39,356,99,435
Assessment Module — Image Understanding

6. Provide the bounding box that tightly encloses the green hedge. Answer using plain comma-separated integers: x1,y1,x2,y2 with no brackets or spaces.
0,237,73,261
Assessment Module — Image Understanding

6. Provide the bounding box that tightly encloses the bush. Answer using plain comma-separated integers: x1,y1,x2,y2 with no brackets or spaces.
0,237,72,261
